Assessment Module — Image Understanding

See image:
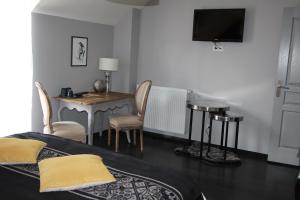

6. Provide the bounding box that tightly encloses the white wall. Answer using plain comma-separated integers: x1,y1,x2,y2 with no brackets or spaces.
113,8,141,93
137,0,300,153
31,13,114,132
112,11,132,92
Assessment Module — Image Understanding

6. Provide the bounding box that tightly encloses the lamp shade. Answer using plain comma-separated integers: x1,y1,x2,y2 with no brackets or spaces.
99,58,119,71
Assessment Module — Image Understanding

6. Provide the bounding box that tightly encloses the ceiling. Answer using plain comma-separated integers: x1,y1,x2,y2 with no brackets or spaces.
33,0,144,25
107,0,159,6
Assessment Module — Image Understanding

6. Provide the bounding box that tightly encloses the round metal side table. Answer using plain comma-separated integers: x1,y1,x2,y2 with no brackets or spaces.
186,99,230,159
206,112,244,163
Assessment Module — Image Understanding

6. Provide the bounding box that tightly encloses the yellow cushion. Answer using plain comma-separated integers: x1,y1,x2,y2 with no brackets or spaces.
0,138,46,164
38,154,116,192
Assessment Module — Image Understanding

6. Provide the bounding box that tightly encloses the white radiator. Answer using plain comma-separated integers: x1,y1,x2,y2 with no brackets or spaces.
144,86,187,135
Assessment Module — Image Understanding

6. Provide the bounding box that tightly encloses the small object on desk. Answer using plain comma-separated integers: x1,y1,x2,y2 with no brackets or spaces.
72,93,83,98
74,91,88,97
67,89,73,97
93,80,106,93
60,90,86,98
60,88,86,98
60,87,72,98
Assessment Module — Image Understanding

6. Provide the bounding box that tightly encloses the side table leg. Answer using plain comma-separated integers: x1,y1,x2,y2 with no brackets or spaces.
200,111,206,159
188,109,194,146
208,117,213,152
235,121,240,153
224,121,229,160
220,121,225,149
87,111,95,145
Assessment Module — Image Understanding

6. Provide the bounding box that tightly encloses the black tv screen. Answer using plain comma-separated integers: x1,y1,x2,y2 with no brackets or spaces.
192,9,245,42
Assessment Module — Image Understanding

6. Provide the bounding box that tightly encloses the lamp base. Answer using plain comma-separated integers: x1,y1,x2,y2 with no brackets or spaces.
105,71,111,96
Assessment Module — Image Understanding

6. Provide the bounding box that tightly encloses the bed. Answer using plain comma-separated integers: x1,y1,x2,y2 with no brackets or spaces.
0,132,204,200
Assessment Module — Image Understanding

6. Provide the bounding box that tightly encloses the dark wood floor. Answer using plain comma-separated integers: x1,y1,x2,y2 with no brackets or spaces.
93,131,299,200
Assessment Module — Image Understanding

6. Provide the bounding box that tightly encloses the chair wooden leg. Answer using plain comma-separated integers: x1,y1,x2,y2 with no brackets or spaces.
115,128,120,152
133,129,137,145
108,126,111,146
140,128,144,152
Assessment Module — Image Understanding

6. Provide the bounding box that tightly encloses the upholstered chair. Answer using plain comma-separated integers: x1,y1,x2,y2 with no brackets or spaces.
35,82,86,143
108,80,152,152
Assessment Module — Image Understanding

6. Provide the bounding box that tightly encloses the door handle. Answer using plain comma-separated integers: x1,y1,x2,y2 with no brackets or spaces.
278,85,290,89
276,80,290,97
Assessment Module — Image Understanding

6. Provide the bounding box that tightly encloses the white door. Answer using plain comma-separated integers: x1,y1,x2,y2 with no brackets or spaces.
268,7,300,166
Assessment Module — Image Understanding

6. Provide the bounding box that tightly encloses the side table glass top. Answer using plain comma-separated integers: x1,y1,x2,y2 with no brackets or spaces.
187,99,230,112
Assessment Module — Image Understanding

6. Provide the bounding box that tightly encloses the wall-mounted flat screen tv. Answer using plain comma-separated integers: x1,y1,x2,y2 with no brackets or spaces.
192,9,246,42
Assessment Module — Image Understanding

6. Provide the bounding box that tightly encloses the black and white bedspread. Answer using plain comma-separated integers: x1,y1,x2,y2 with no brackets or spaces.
0,132,204,200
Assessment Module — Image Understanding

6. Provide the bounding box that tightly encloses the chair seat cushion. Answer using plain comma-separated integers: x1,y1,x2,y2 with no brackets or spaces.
109,115,143,128
51,121,86,143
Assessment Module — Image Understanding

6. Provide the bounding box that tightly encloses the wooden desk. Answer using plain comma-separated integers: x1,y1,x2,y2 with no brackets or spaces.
55,92,134,145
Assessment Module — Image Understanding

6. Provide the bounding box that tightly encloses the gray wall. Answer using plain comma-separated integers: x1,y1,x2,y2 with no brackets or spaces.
113,8,141,93
137,0,300,153
31,13,114,132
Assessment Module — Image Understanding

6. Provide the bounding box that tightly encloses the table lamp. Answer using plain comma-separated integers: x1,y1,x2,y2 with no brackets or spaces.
99,58,119,96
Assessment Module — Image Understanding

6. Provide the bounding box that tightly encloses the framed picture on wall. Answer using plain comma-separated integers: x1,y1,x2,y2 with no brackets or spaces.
71,36,88,67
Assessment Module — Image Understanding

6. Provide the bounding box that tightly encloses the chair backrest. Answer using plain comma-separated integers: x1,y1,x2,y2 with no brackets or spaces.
135,80,152,121
35,81,54,134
